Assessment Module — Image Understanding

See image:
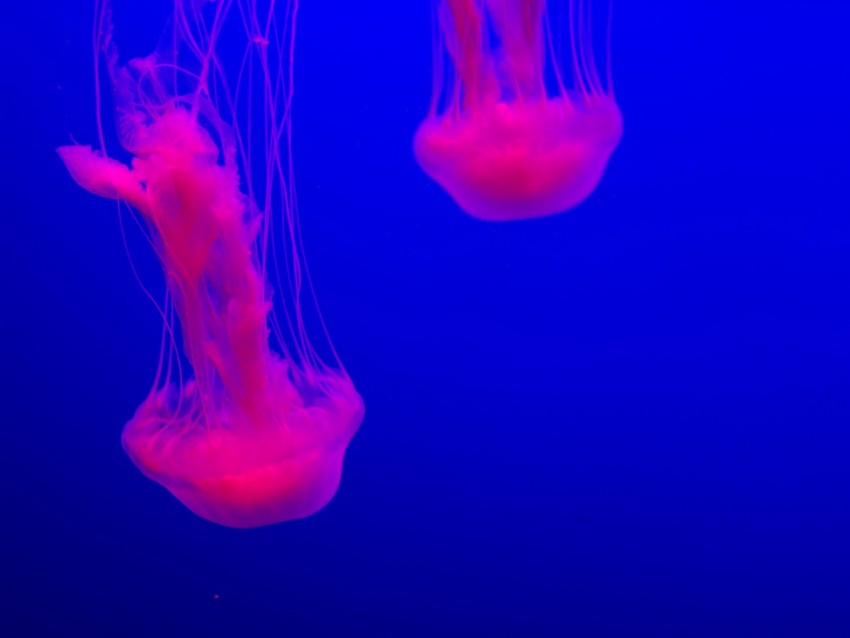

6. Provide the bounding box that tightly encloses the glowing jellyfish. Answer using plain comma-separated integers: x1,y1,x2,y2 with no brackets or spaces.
57,0,364,528
414,0,623,221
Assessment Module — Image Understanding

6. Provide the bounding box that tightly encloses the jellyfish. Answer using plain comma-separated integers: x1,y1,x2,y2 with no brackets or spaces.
56,0,364,528
414,0,623,221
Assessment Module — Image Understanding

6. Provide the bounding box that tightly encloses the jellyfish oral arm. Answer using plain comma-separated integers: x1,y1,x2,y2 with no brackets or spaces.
56,145,148,213
484,0,546,98
440,0,491,107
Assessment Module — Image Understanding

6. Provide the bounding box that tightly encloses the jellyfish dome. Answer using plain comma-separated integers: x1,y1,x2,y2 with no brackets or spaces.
57,0,364,528
414,0,623,221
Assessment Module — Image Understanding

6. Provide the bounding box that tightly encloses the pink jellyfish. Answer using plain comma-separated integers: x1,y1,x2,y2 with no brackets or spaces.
414,0,623,221
57,0,364,528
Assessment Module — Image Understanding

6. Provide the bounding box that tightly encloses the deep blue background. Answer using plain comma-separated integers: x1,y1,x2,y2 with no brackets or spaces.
2,1,849,636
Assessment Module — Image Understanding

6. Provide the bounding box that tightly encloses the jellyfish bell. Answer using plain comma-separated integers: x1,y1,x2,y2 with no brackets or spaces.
414,94,622,221
414,0,623,221
57,0,364,528
123,358,363,528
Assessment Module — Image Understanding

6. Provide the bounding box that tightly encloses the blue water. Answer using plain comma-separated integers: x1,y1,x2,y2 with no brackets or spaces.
2,1,849,636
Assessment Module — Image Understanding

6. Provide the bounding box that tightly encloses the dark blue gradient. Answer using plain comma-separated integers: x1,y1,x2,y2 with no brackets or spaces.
2,2,848,636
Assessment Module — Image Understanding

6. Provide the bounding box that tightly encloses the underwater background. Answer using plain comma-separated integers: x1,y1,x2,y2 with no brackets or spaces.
2,1,849,636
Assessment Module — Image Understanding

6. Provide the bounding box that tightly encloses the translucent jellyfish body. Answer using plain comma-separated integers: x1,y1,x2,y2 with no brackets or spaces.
415,0,623,221
57,0,364,528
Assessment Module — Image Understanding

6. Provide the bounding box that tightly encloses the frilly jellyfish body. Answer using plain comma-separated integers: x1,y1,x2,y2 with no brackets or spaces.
57,0,364,528
414,0,623,221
